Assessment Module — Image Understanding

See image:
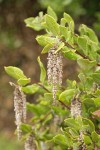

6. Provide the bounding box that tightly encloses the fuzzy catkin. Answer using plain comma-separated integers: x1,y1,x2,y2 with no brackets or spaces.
14,85,23,140
25,134,35,150
10,82,27,140
78,131,86,150
47,48,63,104
71,98,82,118
21,90,27,123
57,52,63,86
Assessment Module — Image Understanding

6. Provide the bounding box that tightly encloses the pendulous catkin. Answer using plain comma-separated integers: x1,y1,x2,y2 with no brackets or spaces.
25,134,36,150
71,97,82,118
71,95,86,150
78,131,86,150
10,82,27,140
47,48,63,104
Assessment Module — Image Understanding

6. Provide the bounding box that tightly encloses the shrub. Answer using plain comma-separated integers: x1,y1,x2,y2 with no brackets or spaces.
5,7,100,150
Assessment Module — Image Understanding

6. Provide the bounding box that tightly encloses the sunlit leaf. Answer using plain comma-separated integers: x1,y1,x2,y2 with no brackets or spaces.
37,57,46,83
46,14,60,36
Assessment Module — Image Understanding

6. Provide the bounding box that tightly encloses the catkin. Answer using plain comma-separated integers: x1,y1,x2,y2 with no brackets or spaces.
71,98,82,118
10,82,27,140
70,95,86,149
47,48,63,104
25,134,36,150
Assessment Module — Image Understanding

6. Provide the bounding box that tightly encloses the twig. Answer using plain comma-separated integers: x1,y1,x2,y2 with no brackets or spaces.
58,100,70,110
37,83,51,93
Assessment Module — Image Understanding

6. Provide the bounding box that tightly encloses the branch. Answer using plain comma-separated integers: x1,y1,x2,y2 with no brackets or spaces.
37,83,51,93
58,100,70,110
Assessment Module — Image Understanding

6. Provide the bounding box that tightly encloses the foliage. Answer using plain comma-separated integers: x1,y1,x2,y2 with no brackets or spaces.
5,7,100,150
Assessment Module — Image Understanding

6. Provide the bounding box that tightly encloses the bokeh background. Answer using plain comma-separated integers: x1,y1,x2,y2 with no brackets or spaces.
0,0,100,149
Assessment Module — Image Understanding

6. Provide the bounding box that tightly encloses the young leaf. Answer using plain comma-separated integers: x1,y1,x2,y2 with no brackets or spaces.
79,24,98,43
53,134,68,146
83,135,92,145
21,124,32,133
92,71,100,84
59,89,75,104
22,84,39,94
64,118,81,131
77,36,88,55
4,66,27,80
62,46,80,60
55,42,65,53
60,25,71,41
24,12,45,31
60,18,67,26
83,118,95,132
64,13,74,31
91,131,99,143
93,98,100,107
27,103,48,116
77,58,96,70
47,6,57,21
41,44,53,54
37,57,46,83
46,14,60,36
17,78,31,86
36,35,57,46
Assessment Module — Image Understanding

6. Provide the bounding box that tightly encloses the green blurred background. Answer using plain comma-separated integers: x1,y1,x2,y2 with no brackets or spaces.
0,0,100,149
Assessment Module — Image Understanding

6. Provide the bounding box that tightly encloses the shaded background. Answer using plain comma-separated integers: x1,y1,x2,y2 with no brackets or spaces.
0,0,100,149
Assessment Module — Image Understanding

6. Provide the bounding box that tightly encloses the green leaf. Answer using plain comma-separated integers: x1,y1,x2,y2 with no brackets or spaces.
41,44,53,54
43,114,52,125
92,71,100,84
83,99,95,109
53,134,68,146
78,72,86,82
46,14,60,36
62,46,80,60
24,12,45,31
86,42,97,60
83,118,95,132
36,35,57,46
91,131,99,143
60,25,71,41
73,142,82,150
79,24,98,43
17,78,31,86
64,118,81,131
64,13,74,31
27,103,48,116
22,84,39,94
5,66,27,80
52,105,68,116
21,124,32,133
44,93,53,102
77,58,96,70
64,127,79,137
47,6,57,21
60,18,67,26
93,98,100,107
83,135,92,145
37,57,46,83
59,89,75,104
77,36,88,55
55,42,65,53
